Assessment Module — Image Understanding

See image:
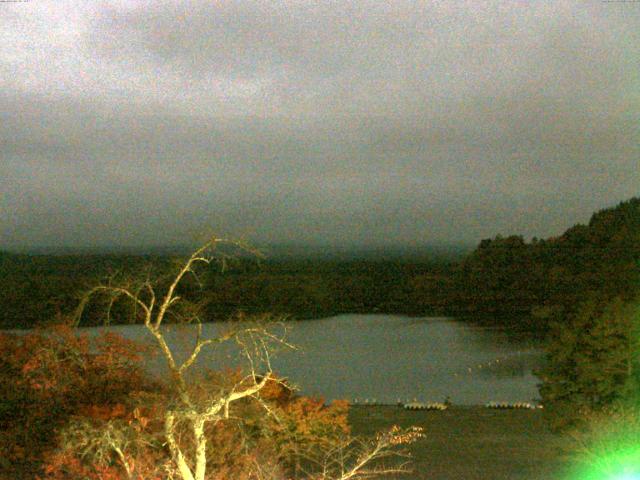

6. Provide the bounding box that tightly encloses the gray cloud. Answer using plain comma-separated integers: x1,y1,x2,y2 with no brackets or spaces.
1,0,638,249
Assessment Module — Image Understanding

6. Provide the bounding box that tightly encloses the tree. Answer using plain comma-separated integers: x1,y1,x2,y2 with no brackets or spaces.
69,237,422,480
0,323,156,478
537,294,640,430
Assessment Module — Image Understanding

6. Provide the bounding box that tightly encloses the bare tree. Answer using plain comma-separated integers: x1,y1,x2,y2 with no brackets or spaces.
75,237,422,480
302,425,424,480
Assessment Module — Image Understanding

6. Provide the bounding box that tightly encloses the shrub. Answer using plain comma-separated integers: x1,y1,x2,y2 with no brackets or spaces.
3,240,422,479
0,324,156,478
537,295,640,430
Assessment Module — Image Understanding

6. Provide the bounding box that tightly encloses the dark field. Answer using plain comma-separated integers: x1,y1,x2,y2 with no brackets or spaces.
349,406,571,480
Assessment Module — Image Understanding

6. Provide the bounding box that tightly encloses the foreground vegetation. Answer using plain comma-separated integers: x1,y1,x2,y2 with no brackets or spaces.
2,323,421,479
0,240,422,480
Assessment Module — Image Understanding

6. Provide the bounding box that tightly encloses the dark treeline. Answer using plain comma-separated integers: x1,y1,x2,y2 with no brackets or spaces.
201,256,457,321
0,254,175,329
1,197,638,334
452,197,640,333
0,250,459,328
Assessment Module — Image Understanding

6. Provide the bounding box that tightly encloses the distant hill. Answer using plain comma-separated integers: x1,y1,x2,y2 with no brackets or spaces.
452,197,640,331
2,245,195,256
260,243,472,262
0,243,463,329
4,243,472,263
1,198,637,332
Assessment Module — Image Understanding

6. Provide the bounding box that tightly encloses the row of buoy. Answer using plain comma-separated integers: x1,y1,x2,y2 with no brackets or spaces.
403,401,448,411
485,401,541,409
350,399,542,410
351,398,381,406
351,399,449,410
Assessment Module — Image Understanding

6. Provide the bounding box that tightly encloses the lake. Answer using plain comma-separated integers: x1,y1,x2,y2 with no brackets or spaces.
77,314,545,405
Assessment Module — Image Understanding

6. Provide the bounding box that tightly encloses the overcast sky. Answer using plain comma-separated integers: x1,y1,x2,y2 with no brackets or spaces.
1,1,638,250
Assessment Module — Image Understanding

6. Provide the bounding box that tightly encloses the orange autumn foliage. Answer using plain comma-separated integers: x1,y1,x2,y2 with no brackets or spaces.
1,325,355,480
0,324,157,479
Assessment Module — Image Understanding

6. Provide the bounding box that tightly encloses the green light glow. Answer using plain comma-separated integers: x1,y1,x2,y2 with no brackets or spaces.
566,432,640,479
565,303,640,479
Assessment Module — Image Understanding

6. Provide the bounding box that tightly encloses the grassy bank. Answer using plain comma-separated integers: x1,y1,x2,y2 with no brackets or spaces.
348,405,570,480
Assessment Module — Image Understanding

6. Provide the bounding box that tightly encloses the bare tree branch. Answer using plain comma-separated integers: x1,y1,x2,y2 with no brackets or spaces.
71,238,418,480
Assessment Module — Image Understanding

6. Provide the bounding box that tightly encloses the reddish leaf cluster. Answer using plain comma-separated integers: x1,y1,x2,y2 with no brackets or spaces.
0,324,156,478
1,325,354,479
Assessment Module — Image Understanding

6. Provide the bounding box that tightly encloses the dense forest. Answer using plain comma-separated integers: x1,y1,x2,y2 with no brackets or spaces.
1,197,638,336
447,197,640,332
0,249,458,329
453,197,640,331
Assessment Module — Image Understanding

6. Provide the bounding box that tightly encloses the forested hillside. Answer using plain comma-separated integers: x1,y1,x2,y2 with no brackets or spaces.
452,197,640,332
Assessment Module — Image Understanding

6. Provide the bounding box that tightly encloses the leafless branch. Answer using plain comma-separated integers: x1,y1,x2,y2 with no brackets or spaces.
71,238,417,480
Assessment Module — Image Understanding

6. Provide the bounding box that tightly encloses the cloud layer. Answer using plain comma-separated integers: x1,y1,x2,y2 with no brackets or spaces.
1,1,638,248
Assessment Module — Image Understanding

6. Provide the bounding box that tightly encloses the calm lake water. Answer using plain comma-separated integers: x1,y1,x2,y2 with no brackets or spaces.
76,315,545,405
